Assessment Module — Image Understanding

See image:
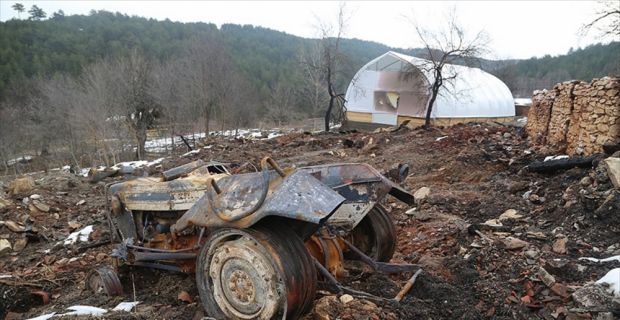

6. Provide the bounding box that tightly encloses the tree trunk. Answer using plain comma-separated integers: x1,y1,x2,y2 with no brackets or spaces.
325,96,335,132
424,69,443,128
424,87,439,128
135,127,147,160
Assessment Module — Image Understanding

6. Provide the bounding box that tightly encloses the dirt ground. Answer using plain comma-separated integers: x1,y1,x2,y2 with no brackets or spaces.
1,123,619,320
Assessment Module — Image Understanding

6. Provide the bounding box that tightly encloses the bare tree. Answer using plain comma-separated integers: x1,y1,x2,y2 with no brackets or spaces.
406,10,490,128
298,42,330,117
220,74,257,135
180,35,232,134
114,49,158,160
580,0,620,38
266,81,297,127
310,2,350,132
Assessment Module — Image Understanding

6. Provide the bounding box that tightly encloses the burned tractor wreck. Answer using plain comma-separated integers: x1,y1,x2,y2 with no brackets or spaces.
96,157,418,319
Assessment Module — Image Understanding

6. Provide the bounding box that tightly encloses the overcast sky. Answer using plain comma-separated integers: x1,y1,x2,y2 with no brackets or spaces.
0,1,614,59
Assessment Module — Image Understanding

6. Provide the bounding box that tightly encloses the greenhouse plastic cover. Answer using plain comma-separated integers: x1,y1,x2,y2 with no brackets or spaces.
345,51,515,118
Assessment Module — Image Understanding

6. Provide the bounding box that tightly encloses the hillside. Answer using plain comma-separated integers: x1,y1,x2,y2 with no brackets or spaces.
1,11,618,101
0,11,394,100
492,42,620,96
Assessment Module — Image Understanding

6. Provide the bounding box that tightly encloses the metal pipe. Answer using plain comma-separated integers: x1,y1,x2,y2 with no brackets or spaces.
126,244,196,253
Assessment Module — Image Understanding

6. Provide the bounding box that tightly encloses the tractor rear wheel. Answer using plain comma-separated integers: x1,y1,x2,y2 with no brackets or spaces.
345,204,397,262
196,225,316,320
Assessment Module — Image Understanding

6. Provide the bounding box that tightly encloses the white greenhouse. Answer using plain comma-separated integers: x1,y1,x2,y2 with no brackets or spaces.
344,51,515,127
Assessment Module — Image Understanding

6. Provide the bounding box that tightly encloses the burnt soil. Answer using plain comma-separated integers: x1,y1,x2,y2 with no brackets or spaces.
1,123,619,319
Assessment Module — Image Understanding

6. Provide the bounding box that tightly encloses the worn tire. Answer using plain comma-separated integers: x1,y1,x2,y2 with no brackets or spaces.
196,225,316,320
345,204,397,262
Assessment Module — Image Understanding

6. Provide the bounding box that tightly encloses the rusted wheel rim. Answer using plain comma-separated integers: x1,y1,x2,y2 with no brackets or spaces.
345,204,396,262
86,267,123,296
206,233,285,319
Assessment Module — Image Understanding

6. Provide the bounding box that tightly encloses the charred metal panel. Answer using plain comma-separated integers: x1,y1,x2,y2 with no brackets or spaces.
115,207,138,240
162,160,206,181
300,163,415,205
109,174,228,211
327,201,375,230
172,170,345,232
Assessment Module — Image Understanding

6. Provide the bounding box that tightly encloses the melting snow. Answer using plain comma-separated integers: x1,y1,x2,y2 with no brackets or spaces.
60,306,108,317
596,268,620,297
64,225,93,245
544,155,569,162
112,301,141,312
27,302,140,319
579,255,620,263
27,313,56,320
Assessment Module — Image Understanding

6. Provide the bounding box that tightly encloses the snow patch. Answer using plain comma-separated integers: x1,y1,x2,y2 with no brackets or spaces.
60,306,107,317
64,225,93,245
112,301,141,312
596,268,620,297
182,150,201,157
26,313,56,320
579,255,620,263
544,155,569,162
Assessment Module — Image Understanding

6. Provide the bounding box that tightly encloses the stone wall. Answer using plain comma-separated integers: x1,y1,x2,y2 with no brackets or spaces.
526,77,620,155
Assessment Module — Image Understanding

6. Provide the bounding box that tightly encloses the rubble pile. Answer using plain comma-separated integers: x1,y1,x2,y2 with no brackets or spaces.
1,123,619,320
527,77,620,155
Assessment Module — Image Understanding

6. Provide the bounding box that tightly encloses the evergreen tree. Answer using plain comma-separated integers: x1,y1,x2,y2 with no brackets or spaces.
28,5,46,20
11,3,25,19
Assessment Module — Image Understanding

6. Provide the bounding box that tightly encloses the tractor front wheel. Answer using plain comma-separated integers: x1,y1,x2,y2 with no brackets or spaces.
196,225,316,320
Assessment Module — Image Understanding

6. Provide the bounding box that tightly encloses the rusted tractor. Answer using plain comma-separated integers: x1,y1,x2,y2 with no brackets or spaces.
95,157,415,319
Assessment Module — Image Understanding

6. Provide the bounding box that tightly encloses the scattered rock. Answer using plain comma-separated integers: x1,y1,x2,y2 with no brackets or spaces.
498,209,523,221
32,200,50,212
579,176,592,186
0,220,25,232
502,237,528,250
177,291,193,303
525,249,540,259
406,208,431,221
572,283,614,308
8,176,36,196
483,219,503,227
550,283,569,298
526,231,547,240
0,198,10,210
76,199,86,206
30,194,41,200
529,194,545,204
603,157,620,188
538,267,556,287
313,296,338,320
67,221,81,231
13,238,28,251
413,187,431,203
508,181,529,193
339,294,354,304
552,237,568,254
0,239,12,255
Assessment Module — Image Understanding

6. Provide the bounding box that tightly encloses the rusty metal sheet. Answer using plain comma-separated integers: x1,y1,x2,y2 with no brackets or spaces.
326,201,375,230
162,160,206,181
172,170,345,232
109,173,228,211
300,163,415,205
